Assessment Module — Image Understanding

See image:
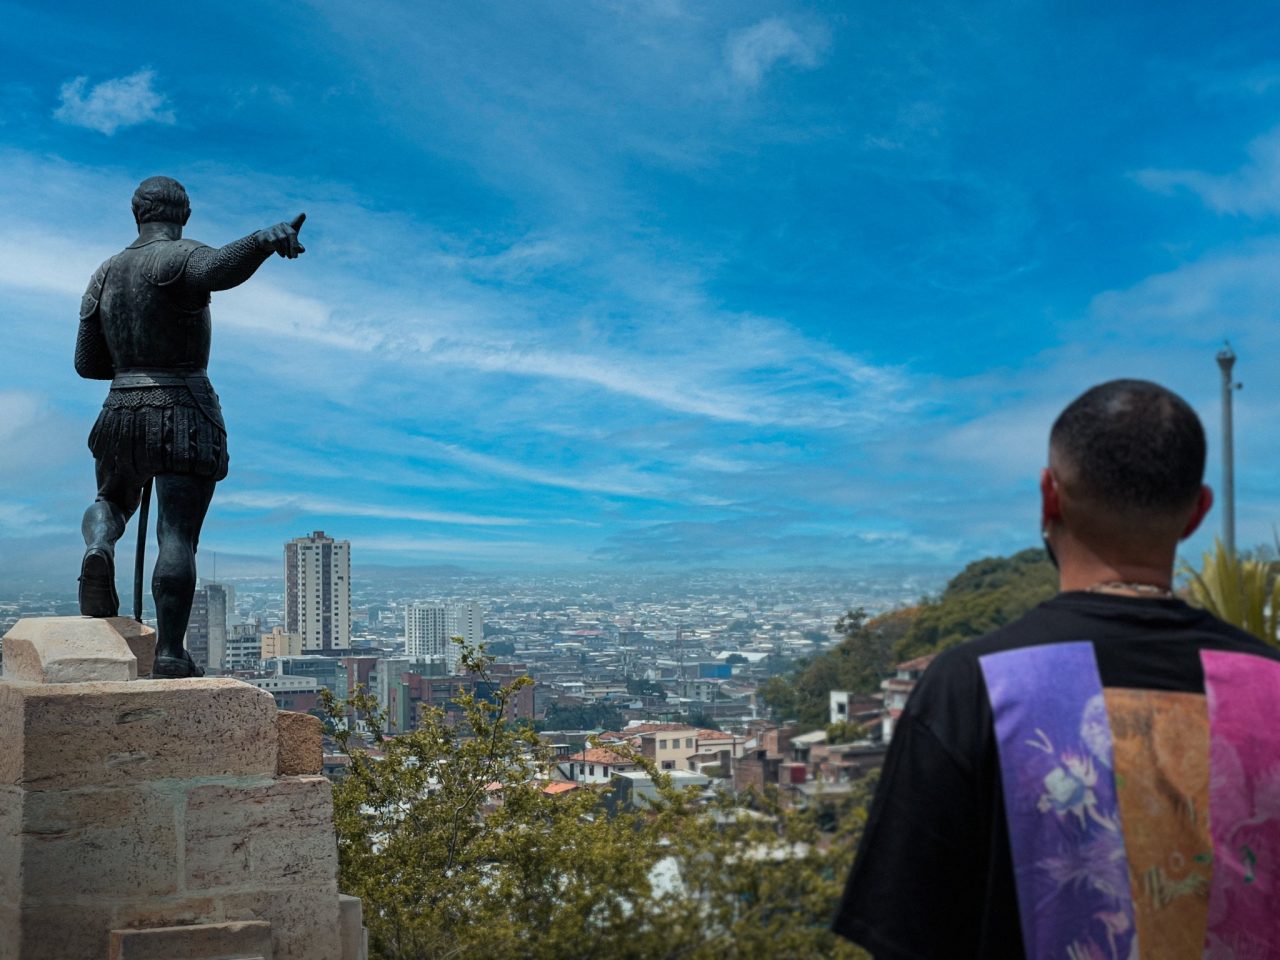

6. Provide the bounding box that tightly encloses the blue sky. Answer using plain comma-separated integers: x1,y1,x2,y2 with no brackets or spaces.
2,1,1279,580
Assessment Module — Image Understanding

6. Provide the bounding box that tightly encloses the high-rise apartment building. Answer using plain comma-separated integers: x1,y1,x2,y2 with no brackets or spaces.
284,531,351,654
186,582,231,672
405,601,483,673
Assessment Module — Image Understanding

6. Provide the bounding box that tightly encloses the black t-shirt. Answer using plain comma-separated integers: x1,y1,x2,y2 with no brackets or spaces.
833,591,1280,959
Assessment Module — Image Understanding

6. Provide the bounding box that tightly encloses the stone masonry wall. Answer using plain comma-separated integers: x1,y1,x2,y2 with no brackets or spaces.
0,618,349,960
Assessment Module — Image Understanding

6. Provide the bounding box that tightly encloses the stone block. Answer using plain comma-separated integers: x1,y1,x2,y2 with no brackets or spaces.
0,678,278,791
221,883,341,960
113,895,220,930
21,785,179,898
338,895,366,960
107,616,156,678
109,920,273,960
0,903,17,960
0,786,21,905
276,711,323,776
1,617,136,683
7,899,115,960
184,777,336,891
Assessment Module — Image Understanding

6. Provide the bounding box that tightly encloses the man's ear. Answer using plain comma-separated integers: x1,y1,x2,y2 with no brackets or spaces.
1040,468,1062,529
1180,485,1214,540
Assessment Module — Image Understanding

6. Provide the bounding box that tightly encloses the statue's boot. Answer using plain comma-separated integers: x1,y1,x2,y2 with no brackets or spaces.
152,647,204,679
78,547,119,618
79,500,125,618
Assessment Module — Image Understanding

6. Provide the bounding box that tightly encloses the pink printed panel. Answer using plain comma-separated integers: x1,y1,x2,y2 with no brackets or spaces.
1200,650,1280,959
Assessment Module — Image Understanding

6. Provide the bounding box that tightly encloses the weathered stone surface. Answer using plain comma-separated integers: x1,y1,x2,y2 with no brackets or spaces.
113,895,220,930
277,710,323,776
22,786,178,898
0,677,278,790
1,617,136,683
106,616,156,678
338,894,366,960
0,786,20,905
221,883,341,960
5,900,115,960
109,920,273,960
185,777,336,890
0,667,344,959
0,903,16,959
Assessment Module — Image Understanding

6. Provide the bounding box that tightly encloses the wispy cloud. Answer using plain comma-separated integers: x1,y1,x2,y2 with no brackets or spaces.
53,69,175,136
1089,237,1280,336
725,17,828,89
1135,127,1280,217
413,438,670,499
217,491,526,527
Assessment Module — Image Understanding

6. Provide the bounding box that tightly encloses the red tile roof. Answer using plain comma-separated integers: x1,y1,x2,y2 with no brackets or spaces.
894,654,938,672
542,781,580,795
566,747,633,765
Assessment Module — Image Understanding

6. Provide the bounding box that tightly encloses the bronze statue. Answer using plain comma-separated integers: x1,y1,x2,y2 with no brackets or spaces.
75,176,306,678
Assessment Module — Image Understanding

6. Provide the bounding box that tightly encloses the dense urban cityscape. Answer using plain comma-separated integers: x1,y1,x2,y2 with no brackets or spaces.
0,530,945,754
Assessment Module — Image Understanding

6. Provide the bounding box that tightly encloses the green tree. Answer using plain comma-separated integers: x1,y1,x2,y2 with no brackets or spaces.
324,645,870,959
758,608,899,728
626,677,667,699
892,548,1057,659
537,701,624,731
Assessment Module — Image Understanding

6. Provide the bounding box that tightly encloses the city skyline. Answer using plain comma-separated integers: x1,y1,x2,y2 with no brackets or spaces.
3,3,1280,580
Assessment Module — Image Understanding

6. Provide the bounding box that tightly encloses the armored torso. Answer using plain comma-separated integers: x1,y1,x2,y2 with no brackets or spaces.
77,237,229,481
93,237,212,372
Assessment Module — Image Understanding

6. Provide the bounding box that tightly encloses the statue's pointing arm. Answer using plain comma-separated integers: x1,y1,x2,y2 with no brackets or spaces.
182,213,307,294
74,258,114,380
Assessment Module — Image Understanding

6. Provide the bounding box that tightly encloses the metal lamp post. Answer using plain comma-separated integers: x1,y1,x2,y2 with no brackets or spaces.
1216,344,1237,556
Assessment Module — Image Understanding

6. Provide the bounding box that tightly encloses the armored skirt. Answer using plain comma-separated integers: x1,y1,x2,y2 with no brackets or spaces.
87,380,229,481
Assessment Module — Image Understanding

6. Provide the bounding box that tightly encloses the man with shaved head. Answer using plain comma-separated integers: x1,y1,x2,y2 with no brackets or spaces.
835,379,1280,958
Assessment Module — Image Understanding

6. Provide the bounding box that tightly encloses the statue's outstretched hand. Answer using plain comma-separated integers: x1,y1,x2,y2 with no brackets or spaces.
256,213,306,259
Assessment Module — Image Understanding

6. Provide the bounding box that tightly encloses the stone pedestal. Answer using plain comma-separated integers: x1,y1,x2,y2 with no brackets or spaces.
0,617,363,960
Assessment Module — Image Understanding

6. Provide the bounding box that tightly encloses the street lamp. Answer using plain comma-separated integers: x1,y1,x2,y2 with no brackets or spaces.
1216,344,1239,555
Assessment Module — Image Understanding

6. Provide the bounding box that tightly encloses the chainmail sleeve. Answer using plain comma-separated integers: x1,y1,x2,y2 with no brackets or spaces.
75,258,114,380
183,233,272,293
74,317,114,379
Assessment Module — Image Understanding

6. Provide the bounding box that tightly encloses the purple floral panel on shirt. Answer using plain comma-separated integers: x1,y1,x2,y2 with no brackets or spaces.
980,642,1138,960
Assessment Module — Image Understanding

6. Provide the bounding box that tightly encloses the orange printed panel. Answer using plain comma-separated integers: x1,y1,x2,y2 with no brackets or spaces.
1104,688,1212,958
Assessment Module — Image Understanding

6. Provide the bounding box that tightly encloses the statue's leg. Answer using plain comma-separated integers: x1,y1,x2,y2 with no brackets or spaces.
150,473,216,679
79,461,144,618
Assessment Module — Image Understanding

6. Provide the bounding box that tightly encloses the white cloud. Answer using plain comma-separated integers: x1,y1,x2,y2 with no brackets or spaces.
1089,238,1280,336
725,18,826,89
414,438,670,499
1135,128,1280,217
54,69,175,136
217,491,526,527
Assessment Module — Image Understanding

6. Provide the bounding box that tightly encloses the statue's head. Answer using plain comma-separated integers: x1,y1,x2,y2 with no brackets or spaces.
132,176,191,227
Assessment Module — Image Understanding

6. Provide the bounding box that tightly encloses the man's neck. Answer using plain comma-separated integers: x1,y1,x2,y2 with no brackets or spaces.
136,222,182,242
1056,551,1175,595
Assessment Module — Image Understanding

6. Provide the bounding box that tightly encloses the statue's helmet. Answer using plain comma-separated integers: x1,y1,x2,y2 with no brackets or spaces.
131,176,191,226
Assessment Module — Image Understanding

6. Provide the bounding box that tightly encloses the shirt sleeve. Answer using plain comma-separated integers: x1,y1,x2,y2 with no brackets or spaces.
833,715,988,959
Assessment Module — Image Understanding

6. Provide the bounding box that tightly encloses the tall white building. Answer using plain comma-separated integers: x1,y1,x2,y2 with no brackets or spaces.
405,601,483,674
284,531,351,654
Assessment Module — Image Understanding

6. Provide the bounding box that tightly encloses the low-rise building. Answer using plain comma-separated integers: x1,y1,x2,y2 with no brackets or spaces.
880,654,936,741
556,748,640,784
